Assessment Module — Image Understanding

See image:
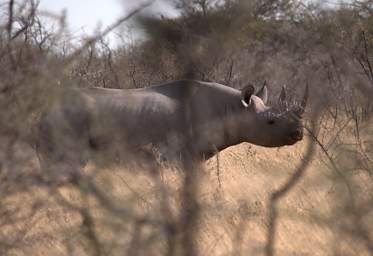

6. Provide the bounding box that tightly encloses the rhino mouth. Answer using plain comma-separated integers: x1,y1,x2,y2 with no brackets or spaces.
289,130,303,142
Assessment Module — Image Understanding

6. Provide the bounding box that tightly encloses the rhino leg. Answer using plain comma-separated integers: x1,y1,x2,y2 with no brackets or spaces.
37,151,86,184
36,116,90,184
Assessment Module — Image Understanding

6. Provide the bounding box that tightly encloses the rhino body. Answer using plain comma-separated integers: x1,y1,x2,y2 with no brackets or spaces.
36,80,306,176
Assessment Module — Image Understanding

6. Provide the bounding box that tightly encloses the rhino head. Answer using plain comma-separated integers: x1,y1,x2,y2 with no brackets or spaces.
239,81,308,147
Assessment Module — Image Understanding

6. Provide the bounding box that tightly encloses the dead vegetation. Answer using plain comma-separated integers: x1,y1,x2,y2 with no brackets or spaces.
0,0,372,255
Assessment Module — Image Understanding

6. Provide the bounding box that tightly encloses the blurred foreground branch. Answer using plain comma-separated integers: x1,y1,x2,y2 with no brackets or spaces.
265,112,319,256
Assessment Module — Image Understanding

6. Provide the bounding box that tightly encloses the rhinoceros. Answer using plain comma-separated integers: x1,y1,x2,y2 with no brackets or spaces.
36,80,307,177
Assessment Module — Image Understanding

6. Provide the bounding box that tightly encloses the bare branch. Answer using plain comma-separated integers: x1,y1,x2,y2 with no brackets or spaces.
64,1,154,65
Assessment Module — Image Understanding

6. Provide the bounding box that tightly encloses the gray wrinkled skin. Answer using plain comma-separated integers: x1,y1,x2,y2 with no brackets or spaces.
36,80,306,177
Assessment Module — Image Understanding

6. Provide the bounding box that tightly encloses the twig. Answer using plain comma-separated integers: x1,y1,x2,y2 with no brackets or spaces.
64,1,154,65
216,150,222,188
116,173,151,207
361,31,373,81
7,0,14,41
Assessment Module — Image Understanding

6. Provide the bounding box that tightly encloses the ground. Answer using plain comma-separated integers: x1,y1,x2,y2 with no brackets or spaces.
1,136,372,255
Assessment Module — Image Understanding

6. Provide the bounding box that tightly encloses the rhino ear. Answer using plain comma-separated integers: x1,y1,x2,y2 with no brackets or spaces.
256,81,268,104
241,84,255,108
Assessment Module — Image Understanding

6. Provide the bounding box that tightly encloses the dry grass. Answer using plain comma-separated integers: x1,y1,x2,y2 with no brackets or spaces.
1,132,372,255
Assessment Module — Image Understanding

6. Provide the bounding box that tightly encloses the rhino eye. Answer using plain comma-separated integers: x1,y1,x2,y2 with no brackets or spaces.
268,119,275,125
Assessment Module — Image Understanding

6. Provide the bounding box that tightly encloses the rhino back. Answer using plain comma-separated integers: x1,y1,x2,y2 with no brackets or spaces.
81,85,188,152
